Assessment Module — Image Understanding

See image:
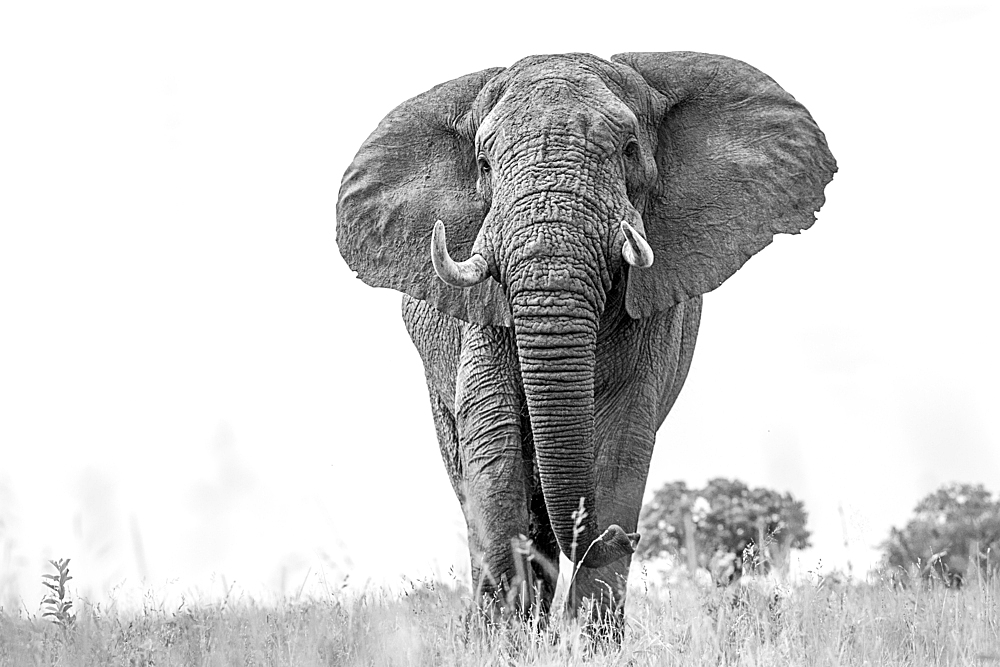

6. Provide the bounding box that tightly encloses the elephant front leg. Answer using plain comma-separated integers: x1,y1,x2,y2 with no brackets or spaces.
567,485,645,639
565,378,660,631
566,430,652,639
567,299,700,633
455,325,531,612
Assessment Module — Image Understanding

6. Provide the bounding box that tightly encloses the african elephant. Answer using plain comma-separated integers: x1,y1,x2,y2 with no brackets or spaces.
336,52,835,621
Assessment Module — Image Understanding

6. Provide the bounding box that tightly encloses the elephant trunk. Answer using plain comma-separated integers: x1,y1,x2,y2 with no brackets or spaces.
511,279,636,568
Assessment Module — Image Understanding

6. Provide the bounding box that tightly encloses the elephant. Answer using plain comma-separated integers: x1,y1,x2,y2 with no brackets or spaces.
336,52,835,623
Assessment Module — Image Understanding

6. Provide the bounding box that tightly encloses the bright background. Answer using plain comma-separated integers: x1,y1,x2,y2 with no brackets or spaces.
1,1,997,607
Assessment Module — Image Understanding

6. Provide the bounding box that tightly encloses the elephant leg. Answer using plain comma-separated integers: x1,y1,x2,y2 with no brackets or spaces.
420,362,526,614
565,409,654,638
568,299,701,635
455,324,531,611
566,462,647,638
420,384,499,590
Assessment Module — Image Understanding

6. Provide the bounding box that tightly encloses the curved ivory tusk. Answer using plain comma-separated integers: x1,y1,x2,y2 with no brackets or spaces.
621,220,654,268
430,220,490,288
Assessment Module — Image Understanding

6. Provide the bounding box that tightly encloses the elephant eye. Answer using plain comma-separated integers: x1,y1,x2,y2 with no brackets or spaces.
623,139,639,160
478,156,491,175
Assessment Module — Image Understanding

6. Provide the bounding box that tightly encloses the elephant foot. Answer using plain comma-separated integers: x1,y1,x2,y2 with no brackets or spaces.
578,598,627,646
466,535,558,633
565,558,632,646
508,535,558,621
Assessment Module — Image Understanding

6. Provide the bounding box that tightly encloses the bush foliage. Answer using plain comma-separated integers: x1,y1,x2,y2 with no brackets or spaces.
638,478,810,579
881,482,1000,586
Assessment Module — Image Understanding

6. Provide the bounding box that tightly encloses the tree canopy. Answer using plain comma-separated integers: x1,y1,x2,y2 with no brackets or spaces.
881,482,1000,586
638,478,810,581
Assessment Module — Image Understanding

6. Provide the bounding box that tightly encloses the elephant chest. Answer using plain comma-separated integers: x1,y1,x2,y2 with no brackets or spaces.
404,293,700,436
593,298,700,430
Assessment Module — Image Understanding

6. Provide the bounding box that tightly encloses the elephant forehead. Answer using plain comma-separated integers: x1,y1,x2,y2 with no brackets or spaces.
477,61,638,155
484,88,636,158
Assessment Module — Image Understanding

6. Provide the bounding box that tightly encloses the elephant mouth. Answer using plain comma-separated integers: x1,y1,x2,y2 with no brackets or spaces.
429,218,653,290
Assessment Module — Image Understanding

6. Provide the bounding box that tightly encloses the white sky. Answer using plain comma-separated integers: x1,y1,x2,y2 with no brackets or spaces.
1,1,998,607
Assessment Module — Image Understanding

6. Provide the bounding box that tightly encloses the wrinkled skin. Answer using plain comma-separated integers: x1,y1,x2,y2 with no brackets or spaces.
336,52,836,625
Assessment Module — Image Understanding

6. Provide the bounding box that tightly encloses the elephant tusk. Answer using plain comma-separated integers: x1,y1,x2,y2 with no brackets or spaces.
430,220,490,288
621,220,654,268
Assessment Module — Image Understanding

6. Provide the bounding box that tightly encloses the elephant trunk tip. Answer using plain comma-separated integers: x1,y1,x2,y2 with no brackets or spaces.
579,524,641,568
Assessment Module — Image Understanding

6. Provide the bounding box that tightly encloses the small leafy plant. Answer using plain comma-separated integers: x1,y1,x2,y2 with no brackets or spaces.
41,558,75,630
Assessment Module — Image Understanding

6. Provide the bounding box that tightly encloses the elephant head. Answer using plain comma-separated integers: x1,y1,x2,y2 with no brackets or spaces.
336,52,835,568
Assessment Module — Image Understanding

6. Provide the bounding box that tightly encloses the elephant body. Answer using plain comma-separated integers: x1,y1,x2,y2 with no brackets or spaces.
336,52,835,621
403,286,700,611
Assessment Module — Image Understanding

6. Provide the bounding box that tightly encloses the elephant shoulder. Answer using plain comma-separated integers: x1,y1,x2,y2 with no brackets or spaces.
653,296,702,424
402,295,463,405
648,295,702,346
402,293,464,348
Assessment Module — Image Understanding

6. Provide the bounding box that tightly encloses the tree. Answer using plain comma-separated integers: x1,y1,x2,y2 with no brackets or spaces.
638,478,810,581
881,482,1000,586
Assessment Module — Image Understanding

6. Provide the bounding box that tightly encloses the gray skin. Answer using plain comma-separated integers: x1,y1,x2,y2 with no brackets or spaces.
336,52,835,620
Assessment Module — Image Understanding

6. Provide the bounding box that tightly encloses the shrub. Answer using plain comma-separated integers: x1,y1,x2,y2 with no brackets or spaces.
881,482,1000,586
638,478,810,581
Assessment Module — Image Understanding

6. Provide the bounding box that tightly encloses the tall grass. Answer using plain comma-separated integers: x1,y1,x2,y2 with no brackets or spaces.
2,562,998,666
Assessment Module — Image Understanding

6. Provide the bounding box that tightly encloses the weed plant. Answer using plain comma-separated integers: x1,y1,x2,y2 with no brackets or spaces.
40,559,75,632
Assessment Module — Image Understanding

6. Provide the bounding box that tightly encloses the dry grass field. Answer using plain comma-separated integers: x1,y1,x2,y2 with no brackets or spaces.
1,564,998,666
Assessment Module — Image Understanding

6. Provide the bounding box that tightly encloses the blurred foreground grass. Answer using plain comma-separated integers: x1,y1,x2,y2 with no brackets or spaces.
1,569,998,666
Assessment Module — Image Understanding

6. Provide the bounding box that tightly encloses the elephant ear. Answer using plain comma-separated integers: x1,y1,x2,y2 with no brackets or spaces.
336,68,512,326
611,52,837,318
